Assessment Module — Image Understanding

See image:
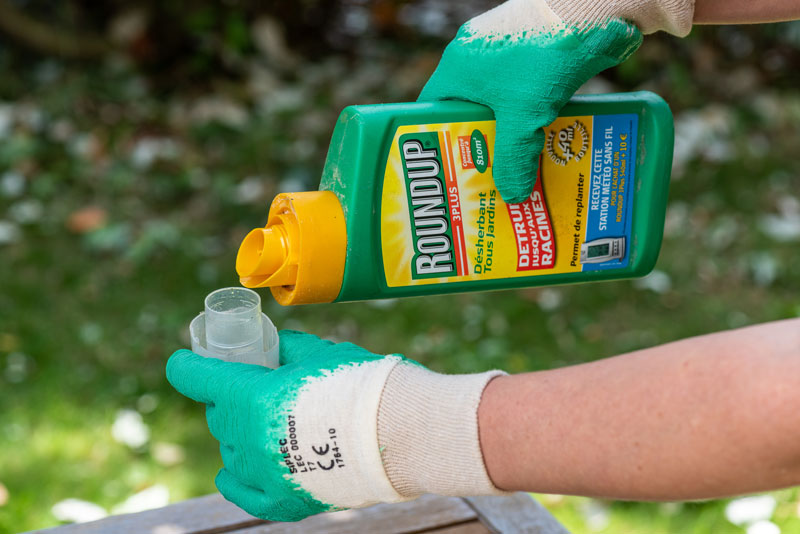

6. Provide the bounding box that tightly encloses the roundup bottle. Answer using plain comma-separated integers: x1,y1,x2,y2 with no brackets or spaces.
236,91,674,305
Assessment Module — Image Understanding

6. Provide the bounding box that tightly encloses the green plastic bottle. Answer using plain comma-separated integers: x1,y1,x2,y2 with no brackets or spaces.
235,91,674,305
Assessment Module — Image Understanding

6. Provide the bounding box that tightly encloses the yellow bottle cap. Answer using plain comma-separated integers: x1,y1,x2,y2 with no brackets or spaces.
236,191,347,305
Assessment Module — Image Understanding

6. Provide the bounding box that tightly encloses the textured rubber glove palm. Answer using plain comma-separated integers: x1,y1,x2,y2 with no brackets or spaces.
419,0,643,204
167,330,503,522
167,331,406,521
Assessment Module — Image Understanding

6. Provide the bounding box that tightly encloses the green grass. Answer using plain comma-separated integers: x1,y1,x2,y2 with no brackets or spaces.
1,54,799,532
535,492,800,534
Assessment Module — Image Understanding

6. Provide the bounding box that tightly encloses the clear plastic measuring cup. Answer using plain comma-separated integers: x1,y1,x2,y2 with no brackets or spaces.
189,287,278,368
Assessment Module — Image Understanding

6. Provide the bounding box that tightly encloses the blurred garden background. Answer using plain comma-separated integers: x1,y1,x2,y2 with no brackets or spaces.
0,1,799,532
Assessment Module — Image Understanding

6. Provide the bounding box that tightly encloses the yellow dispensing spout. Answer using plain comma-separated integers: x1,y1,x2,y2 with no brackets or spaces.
236,191,347,306
237,226,289,281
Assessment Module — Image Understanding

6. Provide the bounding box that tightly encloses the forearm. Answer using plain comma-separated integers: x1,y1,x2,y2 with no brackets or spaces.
694,0,800,24
478,318,800,500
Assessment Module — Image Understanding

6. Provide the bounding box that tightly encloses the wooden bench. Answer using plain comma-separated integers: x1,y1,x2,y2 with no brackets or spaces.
35,492,570,533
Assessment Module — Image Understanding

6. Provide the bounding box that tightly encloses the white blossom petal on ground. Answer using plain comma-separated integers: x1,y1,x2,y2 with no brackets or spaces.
0,221,21,245
633,270,672,294
748,520,781,534
725,495,777,526
112,485,170,515
152,442,185,466
51,499,107,523
111,409,150,449
579,499,610,532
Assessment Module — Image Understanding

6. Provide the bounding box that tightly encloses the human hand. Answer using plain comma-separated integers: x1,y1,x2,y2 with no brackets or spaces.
419,0,643,203
167,330,504,522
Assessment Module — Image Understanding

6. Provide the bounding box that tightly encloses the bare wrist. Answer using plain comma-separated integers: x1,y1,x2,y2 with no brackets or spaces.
477,373,517,491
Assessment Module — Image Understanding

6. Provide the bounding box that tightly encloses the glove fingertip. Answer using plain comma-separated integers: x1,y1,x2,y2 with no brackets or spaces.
166,349,202,385
277,329,310,339
277,330,314,352
166,349,233,404
215,468,238,494
216,469,274,520
169,347,197,361
493,163,536,204
416,84,432,102
417,80,444,103
498,184,532,205
278,330,333,366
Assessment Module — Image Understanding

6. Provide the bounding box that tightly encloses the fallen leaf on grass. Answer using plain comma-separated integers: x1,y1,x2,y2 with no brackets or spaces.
67,206,107,234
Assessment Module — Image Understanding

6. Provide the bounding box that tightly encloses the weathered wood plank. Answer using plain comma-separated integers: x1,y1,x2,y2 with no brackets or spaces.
32,493,478,534
425,521,492,534
35,492,568,534
234,494,477,534
464,494,570,534
31,493,261,534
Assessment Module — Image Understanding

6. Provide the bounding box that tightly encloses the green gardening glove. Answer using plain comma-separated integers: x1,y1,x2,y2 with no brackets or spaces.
419,0,651,204
167,330,505,522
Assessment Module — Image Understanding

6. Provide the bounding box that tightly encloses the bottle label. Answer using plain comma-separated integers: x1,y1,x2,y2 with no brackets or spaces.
380,114,638,287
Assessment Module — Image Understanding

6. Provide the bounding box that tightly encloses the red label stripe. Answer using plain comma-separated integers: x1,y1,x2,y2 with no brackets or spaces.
506,164,556,271
440,131,469,277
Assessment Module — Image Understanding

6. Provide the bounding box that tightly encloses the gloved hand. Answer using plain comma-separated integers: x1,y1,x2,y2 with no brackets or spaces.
419,0,694,203
167,330,504,522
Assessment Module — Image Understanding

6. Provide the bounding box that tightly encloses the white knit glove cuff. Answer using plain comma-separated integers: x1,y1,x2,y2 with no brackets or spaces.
548,0,696,36
377,362,507,498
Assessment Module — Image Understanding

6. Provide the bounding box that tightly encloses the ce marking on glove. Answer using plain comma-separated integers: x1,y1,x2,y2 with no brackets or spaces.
280,415,322,475
311,428,346,471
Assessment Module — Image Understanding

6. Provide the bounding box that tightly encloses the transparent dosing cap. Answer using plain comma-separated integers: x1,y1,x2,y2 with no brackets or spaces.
189,287,279,368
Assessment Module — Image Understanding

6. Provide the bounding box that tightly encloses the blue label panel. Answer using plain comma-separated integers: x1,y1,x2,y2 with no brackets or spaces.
584,114,638,271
